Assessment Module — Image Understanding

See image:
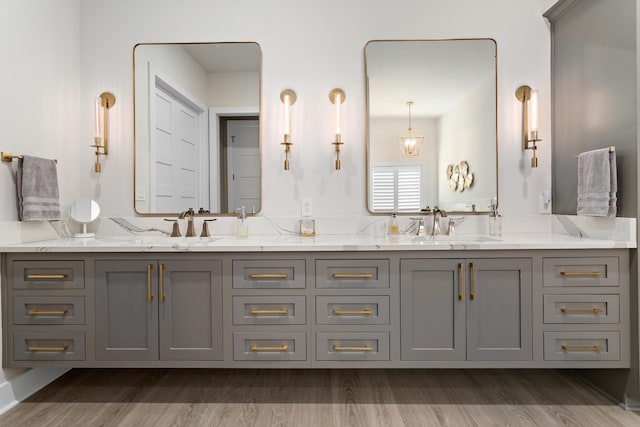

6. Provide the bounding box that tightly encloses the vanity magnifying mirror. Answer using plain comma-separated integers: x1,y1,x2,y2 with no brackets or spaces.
133,42,261,215
365,39,497,214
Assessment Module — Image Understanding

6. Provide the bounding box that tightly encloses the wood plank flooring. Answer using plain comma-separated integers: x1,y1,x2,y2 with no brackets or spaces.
0,369,639,427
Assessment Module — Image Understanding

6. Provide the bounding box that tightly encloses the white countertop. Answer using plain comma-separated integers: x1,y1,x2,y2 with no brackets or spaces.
0,232,635,252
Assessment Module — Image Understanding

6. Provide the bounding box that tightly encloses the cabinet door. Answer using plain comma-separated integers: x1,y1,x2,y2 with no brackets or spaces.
159,260,223,361
466,258,532,361
95,261,158,361
400,259,465,361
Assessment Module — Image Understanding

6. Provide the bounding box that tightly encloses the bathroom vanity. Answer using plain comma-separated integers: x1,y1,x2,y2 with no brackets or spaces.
0,234,632,369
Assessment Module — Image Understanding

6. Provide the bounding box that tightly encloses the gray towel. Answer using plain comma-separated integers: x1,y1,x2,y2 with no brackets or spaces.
17,155,61,221
577,148,617,217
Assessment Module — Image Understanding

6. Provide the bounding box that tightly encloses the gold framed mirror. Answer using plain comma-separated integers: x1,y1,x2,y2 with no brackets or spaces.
133,42,261,215
365,39,497,214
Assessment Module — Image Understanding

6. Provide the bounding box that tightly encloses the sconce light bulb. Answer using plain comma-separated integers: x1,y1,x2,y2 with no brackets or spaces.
335,92,341,135
284,94,291,136
94,98,102,139
528,89,539,138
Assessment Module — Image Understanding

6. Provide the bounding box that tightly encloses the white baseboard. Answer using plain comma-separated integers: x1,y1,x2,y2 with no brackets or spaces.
0,368,69,415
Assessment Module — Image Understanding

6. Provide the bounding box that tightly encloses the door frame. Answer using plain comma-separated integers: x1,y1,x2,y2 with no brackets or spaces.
208,106,259,213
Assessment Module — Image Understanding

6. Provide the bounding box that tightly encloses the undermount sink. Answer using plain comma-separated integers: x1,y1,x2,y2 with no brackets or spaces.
391,234,501,244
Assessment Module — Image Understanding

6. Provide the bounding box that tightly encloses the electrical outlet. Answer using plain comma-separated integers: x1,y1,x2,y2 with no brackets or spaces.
136,186,146,201
301,198,312,217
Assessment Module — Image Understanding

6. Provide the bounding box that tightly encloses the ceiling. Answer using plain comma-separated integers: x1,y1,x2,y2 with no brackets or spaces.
182,43,260,73
366,40,496,118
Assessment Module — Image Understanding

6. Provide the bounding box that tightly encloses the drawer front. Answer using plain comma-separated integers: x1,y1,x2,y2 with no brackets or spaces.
233,296,306,325
542,257,618,287
543,295,619,324
233,332,306,361
13,260,85,290
13,296,85,325
316,332,390,361
233,260,306,289
316,296,389,325
543,331,619,361
316,259,390,289
13,331,85,361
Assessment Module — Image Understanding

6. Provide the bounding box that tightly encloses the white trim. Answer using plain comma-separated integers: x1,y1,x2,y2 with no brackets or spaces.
208,106,259,212
0,368,69,415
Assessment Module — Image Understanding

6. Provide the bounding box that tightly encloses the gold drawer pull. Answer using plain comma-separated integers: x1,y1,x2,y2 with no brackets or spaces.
561,344,604,352
249,308,289,315
28,309,69,316
249,273,289,279
458,262,464,301
469,261,477,300
333,308,373,315
333,273,373,279
333,345,373,352
250,344,289,352
28,345,69,352
27,274,67,280
561,307,604,314
560,271,603,277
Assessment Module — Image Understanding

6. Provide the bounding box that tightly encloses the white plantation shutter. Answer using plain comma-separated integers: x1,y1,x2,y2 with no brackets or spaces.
371,164,423,212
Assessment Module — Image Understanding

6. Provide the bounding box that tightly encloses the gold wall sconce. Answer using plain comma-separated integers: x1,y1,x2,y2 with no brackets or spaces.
92,92,116,173
515,85,541,168
280,89,297,170
329,88,345,170
399,101,424,157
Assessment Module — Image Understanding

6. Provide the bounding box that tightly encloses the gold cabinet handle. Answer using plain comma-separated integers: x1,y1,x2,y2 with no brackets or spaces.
249,273,288,279
458,262,464,301
332,273,373,279
561,307,604,314
333,345,372,351
469,261,477,300
26,274,67,280
147,264,154,302
249,308,289,315
560,271,603,277
28,309,69,316
561,344,604,352
333,308,373,315
159,263,166,302
250,344,289,352
28,345,69,352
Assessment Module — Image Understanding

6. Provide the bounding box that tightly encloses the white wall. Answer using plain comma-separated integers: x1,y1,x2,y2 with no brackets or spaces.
75,0,552,224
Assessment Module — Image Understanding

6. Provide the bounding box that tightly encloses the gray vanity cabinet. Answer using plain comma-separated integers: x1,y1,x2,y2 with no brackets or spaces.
95,259,223,361
400,258,532,361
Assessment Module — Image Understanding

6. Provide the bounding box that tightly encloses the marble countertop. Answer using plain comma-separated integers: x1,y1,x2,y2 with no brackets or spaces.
0,232,635,252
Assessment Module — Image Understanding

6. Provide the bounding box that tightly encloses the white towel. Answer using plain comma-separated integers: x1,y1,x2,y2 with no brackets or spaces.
577,148,617,217
17,155,61,221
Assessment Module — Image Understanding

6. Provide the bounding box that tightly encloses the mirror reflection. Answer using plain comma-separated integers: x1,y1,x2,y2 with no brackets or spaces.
366,39,497,214
134,42,261,215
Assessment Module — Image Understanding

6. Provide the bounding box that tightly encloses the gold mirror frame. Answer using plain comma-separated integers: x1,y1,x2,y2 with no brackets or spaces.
133,41,262,216
365,39,498,215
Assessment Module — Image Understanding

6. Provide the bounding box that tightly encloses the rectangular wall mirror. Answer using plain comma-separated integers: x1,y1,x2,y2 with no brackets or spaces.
365,39,497,214
134,42,261,215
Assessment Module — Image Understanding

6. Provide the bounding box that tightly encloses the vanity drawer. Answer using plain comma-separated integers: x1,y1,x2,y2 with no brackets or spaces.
543,295,619,324
233,260,306,289
316,296,389,325
543,331,619,361
233,332,306,361
233,296,306,325
13,331,85,361
316,332,389,361
12,260,85,290
542,257,618,287
315,259,390,288
13,296,85,325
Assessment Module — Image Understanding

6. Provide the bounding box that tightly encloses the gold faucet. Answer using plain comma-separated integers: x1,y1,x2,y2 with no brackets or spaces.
179,208,196,237
431,206,447,236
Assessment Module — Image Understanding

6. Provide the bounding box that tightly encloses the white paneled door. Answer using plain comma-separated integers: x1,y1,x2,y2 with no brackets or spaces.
151,84,204,212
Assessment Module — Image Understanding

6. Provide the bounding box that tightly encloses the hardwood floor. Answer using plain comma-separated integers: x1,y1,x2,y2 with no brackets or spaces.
0,369,638,427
